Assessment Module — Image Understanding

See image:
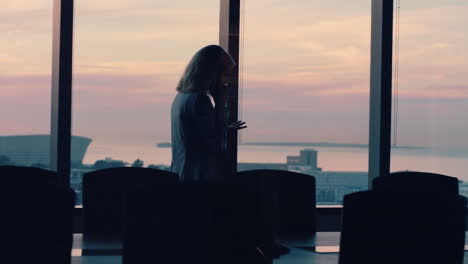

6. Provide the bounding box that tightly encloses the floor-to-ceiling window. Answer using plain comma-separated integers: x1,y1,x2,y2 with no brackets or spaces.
0,1,53,169
71,0,219,203
238,0,371,205
389,0,468,195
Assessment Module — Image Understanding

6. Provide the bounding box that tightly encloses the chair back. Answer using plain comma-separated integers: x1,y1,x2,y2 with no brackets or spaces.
123,181,264,264
235,169,317,237
82,167,178,237
339,190,466,264
373,171,459,194
0,165,58,185
0,166,75,264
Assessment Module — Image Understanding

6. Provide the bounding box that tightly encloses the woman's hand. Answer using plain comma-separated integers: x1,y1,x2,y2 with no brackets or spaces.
227,120,247,130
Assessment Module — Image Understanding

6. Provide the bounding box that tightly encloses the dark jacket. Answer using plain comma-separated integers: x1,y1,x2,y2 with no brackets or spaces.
170,92,224,181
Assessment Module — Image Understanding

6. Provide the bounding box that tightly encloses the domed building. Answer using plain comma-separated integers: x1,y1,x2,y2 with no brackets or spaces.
0,135,92,167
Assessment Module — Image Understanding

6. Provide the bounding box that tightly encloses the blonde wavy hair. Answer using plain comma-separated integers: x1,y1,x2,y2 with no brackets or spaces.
176,45,235,93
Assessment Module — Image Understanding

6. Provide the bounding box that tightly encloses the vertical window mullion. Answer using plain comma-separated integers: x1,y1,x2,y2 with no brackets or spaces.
50,0,74,186
219,0,241,175
368,0,394,186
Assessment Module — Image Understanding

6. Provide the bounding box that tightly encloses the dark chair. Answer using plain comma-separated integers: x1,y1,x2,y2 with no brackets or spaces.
0,165,59,184
373,171,459,194
234,170,317,237
0,166,75,264
82,167,178,238
339,172,466,264
123,181,265,264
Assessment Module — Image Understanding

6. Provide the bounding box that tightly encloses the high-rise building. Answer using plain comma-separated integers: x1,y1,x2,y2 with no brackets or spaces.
300,149,318,170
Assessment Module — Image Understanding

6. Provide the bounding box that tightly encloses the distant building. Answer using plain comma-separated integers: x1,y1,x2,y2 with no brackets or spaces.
317,171,367,188
315,171,367,204
292,166,367,204
286,155,302,165
459,182,468,198
239,148,367,205
238,162,287,171
286,149,367,204
300,149,319,169
0,135,92,167
71,167,94,205
287,149,321,171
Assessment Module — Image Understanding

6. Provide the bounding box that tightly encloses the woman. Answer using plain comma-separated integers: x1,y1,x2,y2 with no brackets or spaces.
170,45,247,181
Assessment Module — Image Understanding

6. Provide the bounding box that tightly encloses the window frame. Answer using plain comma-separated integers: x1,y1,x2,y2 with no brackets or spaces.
50,0,394,188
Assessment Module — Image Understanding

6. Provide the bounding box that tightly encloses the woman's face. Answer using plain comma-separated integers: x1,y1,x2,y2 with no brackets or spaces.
209,58,235,99
217,56,236,92
220,66,233,88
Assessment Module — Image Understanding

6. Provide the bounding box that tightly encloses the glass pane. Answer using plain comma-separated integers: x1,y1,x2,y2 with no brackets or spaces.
0,1,52,169
389,0,468,196
72,0,219,204
239,0,371,205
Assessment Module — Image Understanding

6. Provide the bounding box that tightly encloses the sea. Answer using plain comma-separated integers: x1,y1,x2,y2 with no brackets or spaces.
80,140,468,182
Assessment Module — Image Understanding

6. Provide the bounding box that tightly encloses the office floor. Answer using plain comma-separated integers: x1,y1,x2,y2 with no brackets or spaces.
72,256,120,264
71,231,468,264
71,253,468,264
70,253,340,264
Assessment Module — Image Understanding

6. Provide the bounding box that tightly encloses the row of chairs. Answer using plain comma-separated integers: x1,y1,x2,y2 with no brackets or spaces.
0,166,316,264
84,169,468,264
0,165,466,264
83,168,316,239
84,168,316,264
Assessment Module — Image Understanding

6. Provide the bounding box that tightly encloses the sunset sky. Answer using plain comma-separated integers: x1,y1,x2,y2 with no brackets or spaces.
1,0,467,149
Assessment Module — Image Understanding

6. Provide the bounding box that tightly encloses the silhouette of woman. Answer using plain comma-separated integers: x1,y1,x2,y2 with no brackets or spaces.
170,45,246,181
